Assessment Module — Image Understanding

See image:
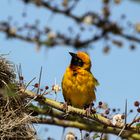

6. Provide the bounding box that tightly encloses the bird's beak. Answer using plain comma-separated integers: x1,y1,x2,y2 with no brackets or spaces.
69,52,77,58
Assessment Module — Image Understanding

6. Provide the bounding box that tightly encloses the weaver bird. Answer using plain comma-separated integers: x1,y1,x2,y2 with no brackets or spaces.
62,51,99,109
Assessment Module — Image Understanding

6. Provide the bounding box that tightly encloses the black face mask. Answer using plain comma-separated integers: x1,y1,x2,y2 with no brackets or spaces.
70,56,84,67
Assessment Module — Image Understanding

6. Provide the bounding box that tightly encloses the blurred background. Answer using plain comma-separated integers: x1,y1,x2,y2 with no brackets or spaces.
0,0,140,139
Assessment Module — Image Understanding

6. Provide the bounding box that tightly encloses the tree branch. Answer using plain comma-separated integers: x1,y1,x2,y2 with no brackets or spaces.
32,117,140,140
20,89,112,126
19,88,140,139
21,0,140,45
0,22,103,48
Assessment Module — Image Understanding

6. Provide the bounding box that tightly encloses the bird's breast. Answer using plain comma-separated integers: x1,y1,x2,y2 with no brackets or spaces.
64,68,95,90
62,67,96,108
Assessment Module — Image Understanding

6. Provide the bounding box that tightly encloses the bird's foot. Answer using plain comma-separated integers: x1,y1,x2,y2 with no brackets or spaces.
85,107,91,116
62,102,69,118
84,103,96,116
63,102,68,112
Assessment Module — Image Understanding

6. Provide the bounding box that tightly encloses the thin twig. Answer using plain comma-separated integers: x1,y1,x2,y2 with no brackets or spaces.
37,66,42,94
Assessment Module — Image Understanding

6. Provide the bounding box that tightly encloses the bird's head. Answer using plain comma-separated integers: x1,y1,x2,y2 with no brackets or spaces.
69,51,91,71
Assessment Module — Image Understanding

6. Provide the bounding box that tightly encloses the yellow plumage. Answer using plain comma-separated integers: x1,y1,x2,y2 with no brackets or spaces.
62,51,99,109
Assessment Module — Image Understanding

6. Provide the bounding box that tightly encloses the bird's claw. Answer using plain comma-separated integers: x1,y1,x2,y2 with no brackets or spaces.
85,103,96,116
85,107,91,116
63,102,68,112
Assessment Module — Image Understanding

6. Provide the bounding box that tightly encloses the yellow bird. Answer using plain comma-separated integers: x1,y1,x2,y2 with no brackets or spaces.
62,51,99,109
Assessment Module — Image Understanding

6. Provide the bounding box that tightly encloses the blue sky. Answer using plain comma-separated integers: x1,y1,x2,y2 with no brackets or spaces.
0,0,140,139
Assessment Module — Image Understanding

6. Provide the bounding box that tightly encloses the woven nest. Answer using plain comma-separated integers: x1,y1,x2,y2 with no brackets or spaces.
0,55,36,140
0,55,15,88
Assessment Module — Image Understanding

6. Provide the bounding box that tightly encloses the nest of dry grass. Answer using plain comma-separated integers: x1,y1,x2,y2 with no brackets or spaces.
0,54,16,88
0,55,36,140
0,92,36,140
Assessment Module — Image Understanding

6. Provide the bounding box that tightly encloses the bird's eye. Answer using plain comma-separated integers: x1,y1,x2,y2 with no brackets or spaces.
78,59,82,63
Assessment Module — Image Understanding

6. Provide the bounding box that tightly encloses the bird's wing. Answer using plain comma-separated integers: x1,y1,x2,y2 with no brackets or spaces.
95,77,99,86
89,70,99,86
